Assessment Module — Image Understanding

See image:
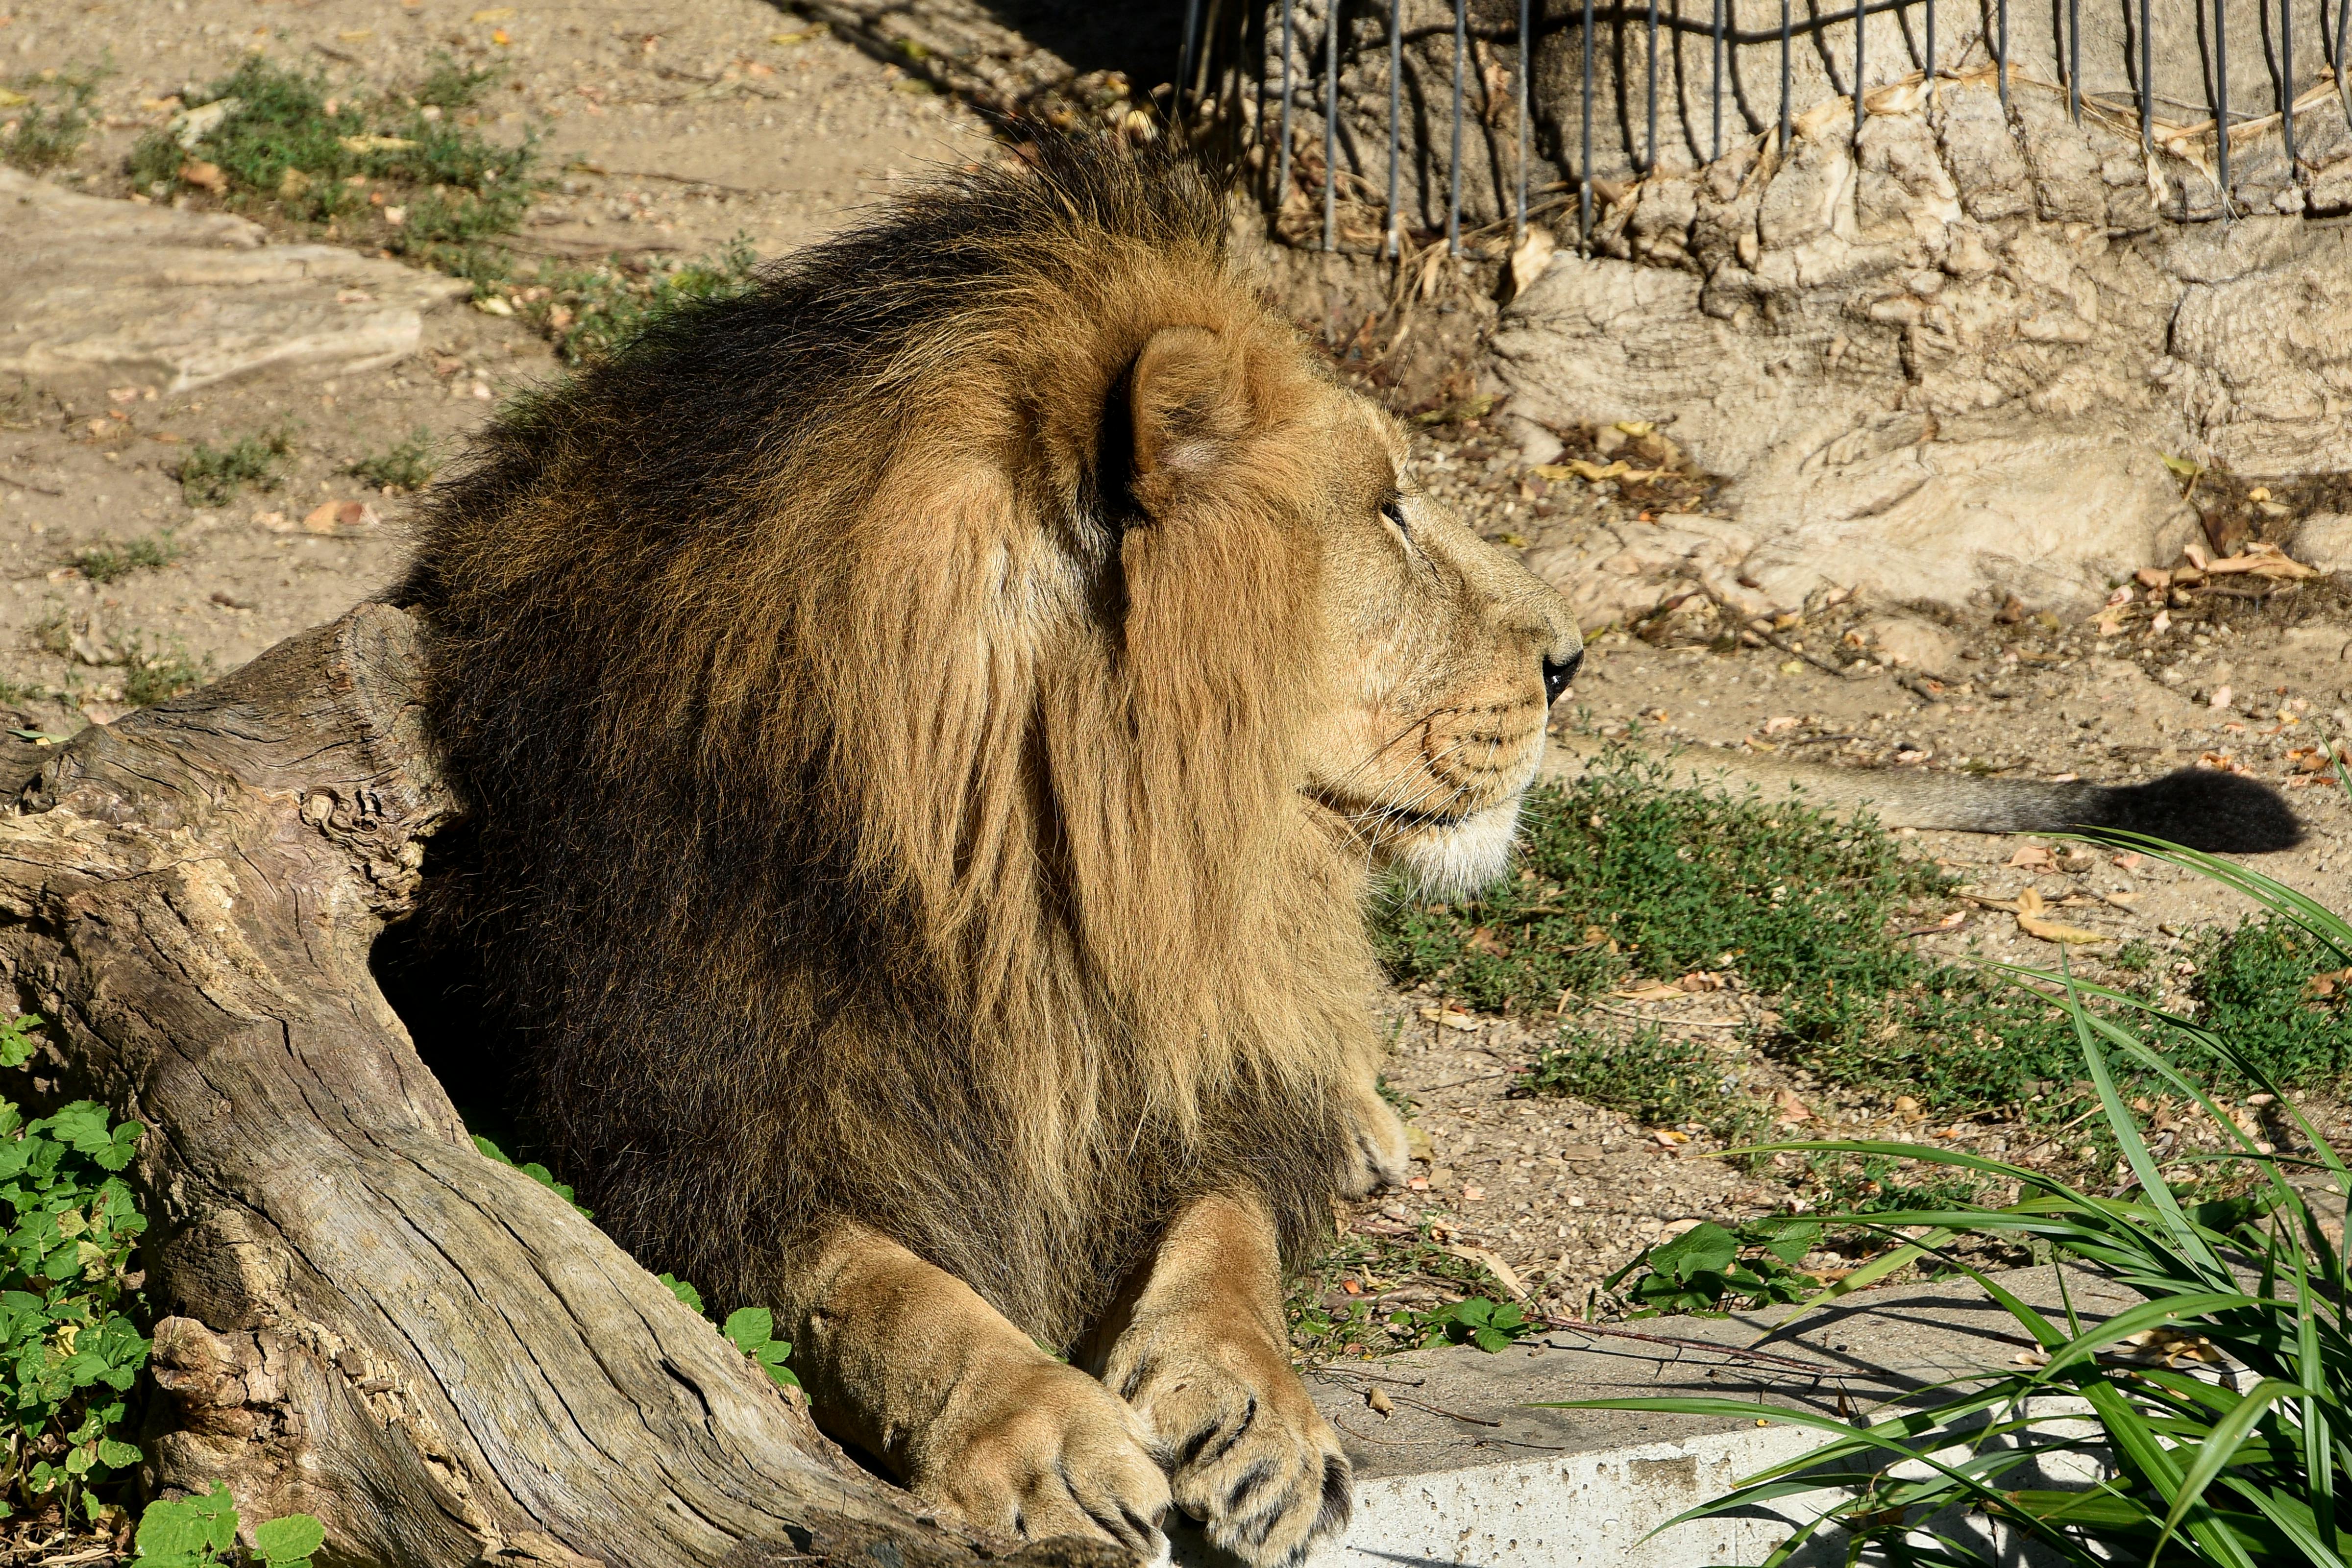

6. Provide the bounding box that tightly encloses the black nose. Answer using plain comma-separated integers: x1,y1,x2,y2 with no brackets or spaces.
1541,648,1582,706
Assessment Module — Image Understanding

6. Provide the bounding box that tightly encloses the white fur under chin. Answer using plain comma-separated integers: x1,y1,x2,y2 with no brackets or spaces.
1389,797,1524,900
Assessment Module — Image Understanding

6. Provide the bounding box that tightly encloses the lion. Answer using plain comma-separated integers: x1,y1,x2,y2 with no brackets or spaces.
396,136,1580,1567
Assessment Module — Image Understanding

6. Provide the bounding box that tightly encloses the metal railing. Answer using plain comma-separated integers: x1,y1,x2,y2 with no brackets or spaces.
1175,0,2352,254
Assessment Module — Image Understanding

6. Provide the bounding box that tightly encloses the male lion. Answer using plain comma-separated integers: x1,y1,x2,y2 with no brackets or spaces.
399,137,1581,1566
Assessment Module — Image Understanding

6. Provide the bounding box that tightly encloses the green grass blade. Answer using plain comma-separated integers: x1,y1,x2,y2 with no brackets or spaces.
2150,1378,2300,1565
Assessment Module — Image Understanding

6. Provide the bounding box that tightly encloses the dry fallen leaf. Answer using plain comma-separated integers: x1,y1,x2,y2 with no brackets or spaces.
1677,971,1724,992
1403,1125,1434,1162
1446,1244,1528,1299
1652,1128,1690,1147
1460,1184,1488,1202
179,159,228,194
1506,225,1556,298
1417,1006,1481,1032
2116,1328,2222,1367
1773,1087,1812,1124
2008,845,2056,871
2205,543,2319,581
1366,1386,1394,1416
2015,888,2108,945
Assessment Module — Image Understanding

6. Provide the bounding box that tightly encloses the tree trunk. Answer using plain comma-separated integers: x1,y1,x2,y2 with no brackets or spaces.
0,605,1101,1568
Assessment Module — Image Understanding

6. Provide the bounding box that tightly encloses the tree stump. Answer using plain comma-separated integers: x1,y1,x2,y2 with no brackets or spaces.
0,605,1097,1568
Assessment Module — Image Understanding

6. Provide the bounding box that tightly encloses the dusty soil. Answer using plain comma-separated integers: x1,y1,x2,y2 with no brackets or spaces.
5,0,2349,1393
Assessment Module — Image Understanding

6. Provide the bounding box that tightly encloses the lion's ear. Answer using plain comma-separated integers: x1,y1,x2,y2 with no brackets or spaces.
1127,325,1252,490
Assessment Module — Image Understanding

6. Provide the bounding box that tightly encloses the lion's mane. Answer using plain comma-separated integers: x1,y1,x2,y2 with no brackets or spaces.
398,138,1381,1344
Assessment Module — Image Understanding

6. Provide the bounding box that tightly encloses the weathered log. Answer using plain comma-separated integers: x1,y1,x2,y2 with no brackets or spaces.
0,605,1102,1568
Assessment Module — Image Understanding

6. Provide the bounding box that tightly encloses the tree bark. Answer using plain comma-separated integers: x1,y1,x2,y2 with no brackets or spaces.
0,605,1100,1568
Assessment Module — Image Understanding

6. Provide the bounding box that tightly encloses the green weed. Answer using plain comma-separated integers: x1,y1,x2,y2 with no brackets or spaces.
1377,748,2349,1126
130,57,537,247
1604,1216,1821,1317
1389,1295,1535,1353
128,1483,321,1568
72,533,180,586
119,639,208,708
1284,1223,1525,1361
485,238,762,364
345,429,438,492
0,1014,151,1521
175,429,292,509
1,65,101,174
472,1134,589,1218
1519,1025,1768,1148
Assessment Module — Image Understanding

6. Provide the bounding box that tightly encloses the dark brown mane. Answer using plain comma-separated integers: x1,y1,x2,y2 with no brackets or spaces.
395,136,1381,1345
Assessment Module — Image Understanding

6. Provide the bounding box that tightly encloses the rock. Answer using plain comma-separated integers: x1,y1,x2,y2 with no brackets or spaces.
2295,514,2352,574
0,168,467,396
1853,614,1961,675
1488,74,2349,616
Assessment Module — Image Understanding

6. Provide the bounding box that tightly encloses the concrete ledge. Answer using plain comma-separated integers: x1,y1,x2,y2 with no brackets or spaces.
1173,1267,2137,1568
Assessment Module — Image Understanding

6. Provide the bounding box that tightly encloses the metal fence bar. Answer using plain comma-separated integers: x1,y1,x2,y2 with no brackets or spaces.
1712,0,1726,156
1275,0,1295,206
1323,1,1338,250
1582,0,1596,245
2068,0,2080,120
1647,0,1661,170
2217,0,2231,203
1449,0,1465,255
1385,0,1400,257
1212,0,2317,254
2282,0,2297,174
1178,0,1202,102
1780,0,1793,147
1998,0,2009,107
1518,0,1532,240
2339,0,2352,126
1854,0,1867,133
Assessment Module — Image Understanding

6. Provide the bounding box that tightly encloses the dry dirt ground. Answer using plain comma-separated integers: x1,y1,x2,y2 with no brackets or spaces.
4,0,2350,1409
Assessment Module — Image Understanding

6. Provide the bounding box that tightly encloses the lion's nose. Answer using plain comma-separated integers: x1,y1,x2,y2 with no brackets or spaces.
1541,648,1581,706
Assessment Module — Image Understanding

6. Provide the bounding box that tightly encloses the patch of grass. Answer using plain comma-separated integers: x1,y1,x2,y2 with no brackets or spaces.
1,64,102,173
29,608,71,659
478,237,762,364
413,53,501,110
128,56,537,249
1284,1224,1518,1362
119,639,207,708
71,532,180,586
1375,747,2349,1125
1519,1025,1768,1148
175,427,291,508
346,429,438,493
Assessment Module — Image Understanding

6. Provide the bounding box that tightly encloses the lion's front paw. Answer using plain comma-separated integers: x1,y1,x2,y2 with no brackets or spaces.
1107,1329,1350,1568
914,1356,1171,1561
1338,1084,1412,1198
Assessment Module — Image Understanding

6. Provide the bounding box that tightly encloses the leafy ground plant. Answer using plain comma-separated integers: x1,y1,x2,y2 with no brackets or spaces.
128,1483,322,1568
1555,827,2352,1566
175,429,292,509
128,56,536,255
1604,1217,1822,1317
1,65,101,173
0,1014,150,1523
120,638,209,708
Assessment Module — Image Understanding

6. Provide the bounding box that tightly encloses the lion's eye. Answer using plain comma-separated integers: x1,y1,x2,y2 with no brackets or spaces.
1379,495,1410,535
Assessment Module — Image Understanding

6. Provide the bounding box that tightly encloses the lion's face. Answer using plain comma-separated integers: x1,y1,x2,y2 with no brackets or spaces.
1291,392,1584,898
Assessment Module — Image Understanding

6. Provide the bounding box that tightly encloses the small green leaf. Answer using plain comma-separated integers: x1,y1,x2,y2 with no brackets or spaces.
722,1307,774,1354
96,1436,140,1469
656,1273,704,1314
254,1511,327,1566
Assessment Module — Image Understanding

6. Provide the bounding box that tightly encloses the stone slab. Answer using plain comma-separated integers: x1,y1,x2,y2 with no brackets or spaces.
1172,1267,2138,1567
0,169,467,395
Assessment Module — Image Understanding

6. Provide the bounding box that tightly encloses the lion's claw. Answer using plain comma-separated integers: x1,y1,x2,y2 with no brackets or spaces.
1110,1338,1350,1568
